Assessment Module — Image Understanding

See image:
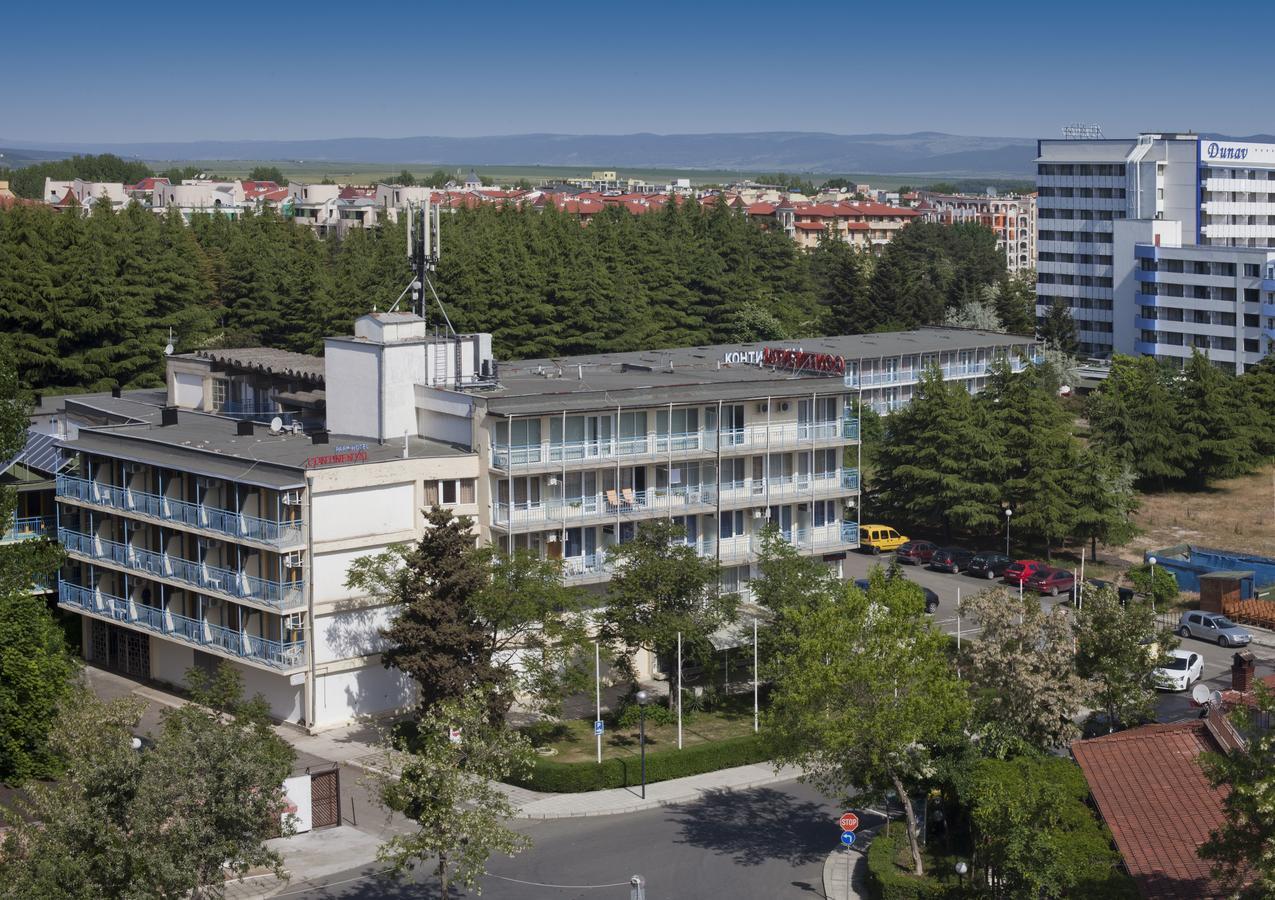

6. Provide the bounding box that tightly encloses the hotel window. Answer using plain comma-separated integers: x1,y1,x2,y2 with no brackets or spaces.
211,379,227,409
426,479,476,506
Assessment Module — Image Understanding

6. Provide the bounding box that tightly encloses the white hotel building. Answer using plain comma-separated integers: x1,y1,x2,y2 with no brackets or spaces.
1037,133,1275,370
49,319,1037,730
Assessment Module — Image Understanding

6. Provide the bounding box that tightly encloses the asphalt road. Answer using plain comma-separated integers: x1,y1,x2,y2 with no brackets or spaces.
274,780,843,900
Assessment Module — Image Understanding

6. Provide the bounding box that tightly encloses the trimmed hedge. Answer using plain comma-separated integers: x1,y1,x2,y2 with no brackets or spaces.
865,833,948,900
509,733,769,792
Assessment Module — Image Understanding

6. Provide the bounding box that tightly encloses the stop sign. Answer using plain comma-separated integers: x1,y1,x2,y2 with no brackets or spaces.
839,812,859,832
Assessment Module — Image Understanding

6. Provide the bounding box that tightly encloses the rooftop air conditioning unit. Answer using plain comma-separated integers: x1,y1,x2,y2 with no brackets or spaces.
283,552,303,568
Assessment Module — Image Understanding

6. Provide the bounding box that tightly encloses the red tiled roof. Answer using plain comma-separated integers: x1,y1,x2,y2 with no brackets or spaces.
338,186,375,200
54,188,80,208
745,202,776,215
126,177,170,192
1072,719,1241,899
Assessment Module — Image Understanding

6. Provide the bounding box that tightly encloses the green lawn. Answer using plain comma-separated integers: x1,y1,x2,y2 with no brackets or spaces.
526,698,758,764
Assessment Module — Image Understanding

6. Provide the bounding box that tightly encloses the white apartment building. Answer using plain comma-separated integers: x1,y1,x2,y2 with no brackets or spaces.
152,180,248,220
43,178,130,212
50,316,1037,730
920,191,1037,275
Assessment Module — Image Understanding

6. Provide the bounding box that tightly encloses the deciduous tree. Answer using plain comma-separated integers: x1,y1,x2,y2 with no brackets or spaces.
1075,586,1172,733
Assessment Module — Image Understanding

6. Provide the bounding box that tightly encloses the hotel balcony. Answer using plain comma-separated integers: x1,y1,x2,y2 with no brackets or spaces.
2,515,54,544
556,521,859,585
57,474,303,549
58,580,305,671
490,419,860,471
491,469,859,532
59,527,306,612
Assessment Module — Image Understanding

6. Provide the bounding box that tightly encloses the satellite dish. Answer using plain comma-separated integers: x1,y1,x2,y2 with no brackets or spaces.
269,417,284,434
1191,683,1211,706
164,343,174,356
1058,384,1072,396
1209,690,1223,707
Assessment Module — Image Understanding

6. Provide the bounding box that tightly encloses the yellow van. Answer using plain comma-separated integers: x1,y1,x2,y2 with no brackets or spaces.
859,524,909,554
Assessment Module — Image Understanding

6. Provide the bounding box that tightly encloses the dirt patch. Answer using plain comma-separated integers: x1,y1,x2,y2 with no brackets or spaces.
1120,464,1275,561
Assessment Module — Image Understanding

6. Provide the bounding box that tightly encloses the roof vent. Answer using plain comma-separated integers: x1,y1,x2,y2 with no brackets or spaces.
161,407,179,427
111,385,122,399
311,431,329,445
236,420,254,436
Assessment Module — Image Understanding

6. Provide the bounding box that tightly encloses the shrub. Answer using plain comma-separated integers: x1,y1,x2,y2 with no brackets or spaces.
613,699,677,729
508,733,769,792
864,833,948,900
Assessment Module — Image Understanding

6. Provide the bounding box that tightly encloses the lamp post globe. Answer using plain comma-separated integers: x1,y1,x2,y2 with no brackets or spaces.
1004,508,1013,556
955,860,969,886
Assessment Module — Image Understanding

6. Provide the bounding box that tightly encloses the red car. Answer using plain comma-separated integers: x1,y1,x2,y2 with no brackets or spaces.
1002,559,1047,586
1025,567,1076,597
895,540,937,565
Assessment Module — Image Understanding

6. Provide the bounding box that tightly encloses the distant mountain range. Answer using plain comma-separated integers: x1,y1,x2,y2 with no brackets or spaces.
0,132,1042,177
6,131,1272,179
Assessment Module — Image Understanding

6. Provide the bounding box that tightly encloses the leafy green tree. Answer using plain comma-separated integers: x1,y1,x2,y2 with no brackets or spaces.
995,271,1037,334
1039,298,1079,355
1200,685,1275,898
597,519,738,691
1075,586,1172,733
5,153,153,199
348,506,509,717
876,364,1000,540
1178,350,1257,486
960,588,1086,754
0,665,295,898
1069,447,1138,562
1086,355,1191,488
247,165,285,183
765,569,969,876
387,169,417,186
1127,562,1180,609
374,687,533,897
959,756,1137,899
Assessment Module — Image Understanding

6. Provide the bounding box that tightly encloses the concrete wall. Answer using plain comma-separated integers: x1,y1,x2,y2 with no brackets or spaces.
283,774,313,833
311,482,415,542
313,604,396,664
323,341,381,439
312,544,398,604
149,635,195,685
313,662,416,728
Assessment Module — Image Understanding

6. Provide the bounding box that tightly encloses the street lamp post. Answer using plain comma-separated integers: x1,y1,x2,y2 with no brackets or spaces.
636,689,651,799
1148,556,1158,614
955,860,969,888
1004,508,1013,556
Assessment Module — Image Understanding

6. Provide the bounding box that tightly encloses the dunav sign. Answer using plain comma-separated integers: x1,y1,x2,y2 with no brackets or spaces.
1205,141,1248,161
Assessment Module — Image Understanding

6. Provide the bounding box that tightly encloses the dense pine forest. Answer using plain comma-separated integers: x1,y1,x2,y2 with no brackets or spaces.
0,198,1033,392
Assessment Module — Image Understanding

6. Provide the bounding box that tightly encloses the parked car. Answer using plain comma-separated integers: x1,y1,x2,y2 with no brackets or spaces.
853,577,939,614
858,524,909,554
1176,611,1252,647
966,552,1013,580
1084,578,1135,605
1153,649,1204,692
929,547,974,574
1003,559,1047,586
1025,567,1076,597
895,540,938,565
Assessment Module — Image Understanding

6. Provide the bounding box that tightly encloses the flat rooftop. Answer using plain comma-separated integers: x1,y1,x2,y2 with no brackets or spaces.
475,328,1035,415
62,410,469,489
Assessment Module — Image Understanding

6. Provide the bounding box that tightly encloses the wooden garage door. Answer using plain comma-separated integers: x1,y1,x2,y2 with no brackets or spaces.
310,769,340,829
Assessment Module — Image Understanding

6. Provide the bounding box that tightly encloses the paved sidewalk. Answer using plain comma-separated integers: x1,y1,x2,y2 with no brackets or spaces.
822,843,867,900
513,762,800,819
223,827,387,900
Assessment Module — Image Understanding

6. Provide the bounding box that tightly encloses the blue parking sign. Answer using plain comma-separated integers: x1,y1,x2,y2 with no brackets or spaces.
594,720,604,736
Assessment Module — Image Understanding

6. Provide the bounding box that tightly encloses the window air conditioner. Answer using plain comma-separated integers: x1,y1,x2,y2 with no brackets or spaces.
284,613,304,631
778,401,791,412
281,491,302,506
755,402,768,414
752,509,765,519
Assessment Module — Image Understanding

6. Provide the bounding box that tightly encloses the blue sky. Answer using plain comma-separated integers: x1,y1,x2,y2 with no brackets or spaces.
4,0,1273,143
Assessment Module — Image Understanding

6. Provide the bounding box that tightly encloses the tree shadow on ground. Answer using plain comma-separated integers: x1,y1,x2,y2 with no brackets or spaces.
666,786,831,868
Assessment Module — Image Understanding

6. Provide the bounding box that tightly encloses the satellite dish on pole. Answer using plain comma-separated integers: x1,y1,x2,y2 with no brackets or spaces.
164,343,174,356
269,417,284,434
1209,690,1224,708
1191,683,1211,706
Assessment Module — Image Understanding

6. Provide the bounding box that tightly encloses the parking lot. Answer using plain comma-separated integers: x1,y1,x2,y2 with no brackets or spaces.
842,548,1275,720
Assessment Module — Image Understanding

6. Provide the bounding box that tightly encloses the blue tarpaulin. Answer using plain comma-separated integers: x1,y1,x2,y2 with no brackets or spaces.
1146,544,1275,594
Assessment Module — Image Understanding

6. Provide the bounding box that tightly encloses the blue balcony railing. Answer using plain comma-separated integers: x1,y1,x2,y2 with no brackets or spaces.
57,475,302,546
58,528,305,611
2,515,54,543
59,580,304,670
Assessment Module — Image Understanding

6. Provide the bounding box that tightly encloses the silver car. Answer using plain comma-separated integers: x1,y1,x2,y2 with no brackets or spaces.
1176,611,1252,647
